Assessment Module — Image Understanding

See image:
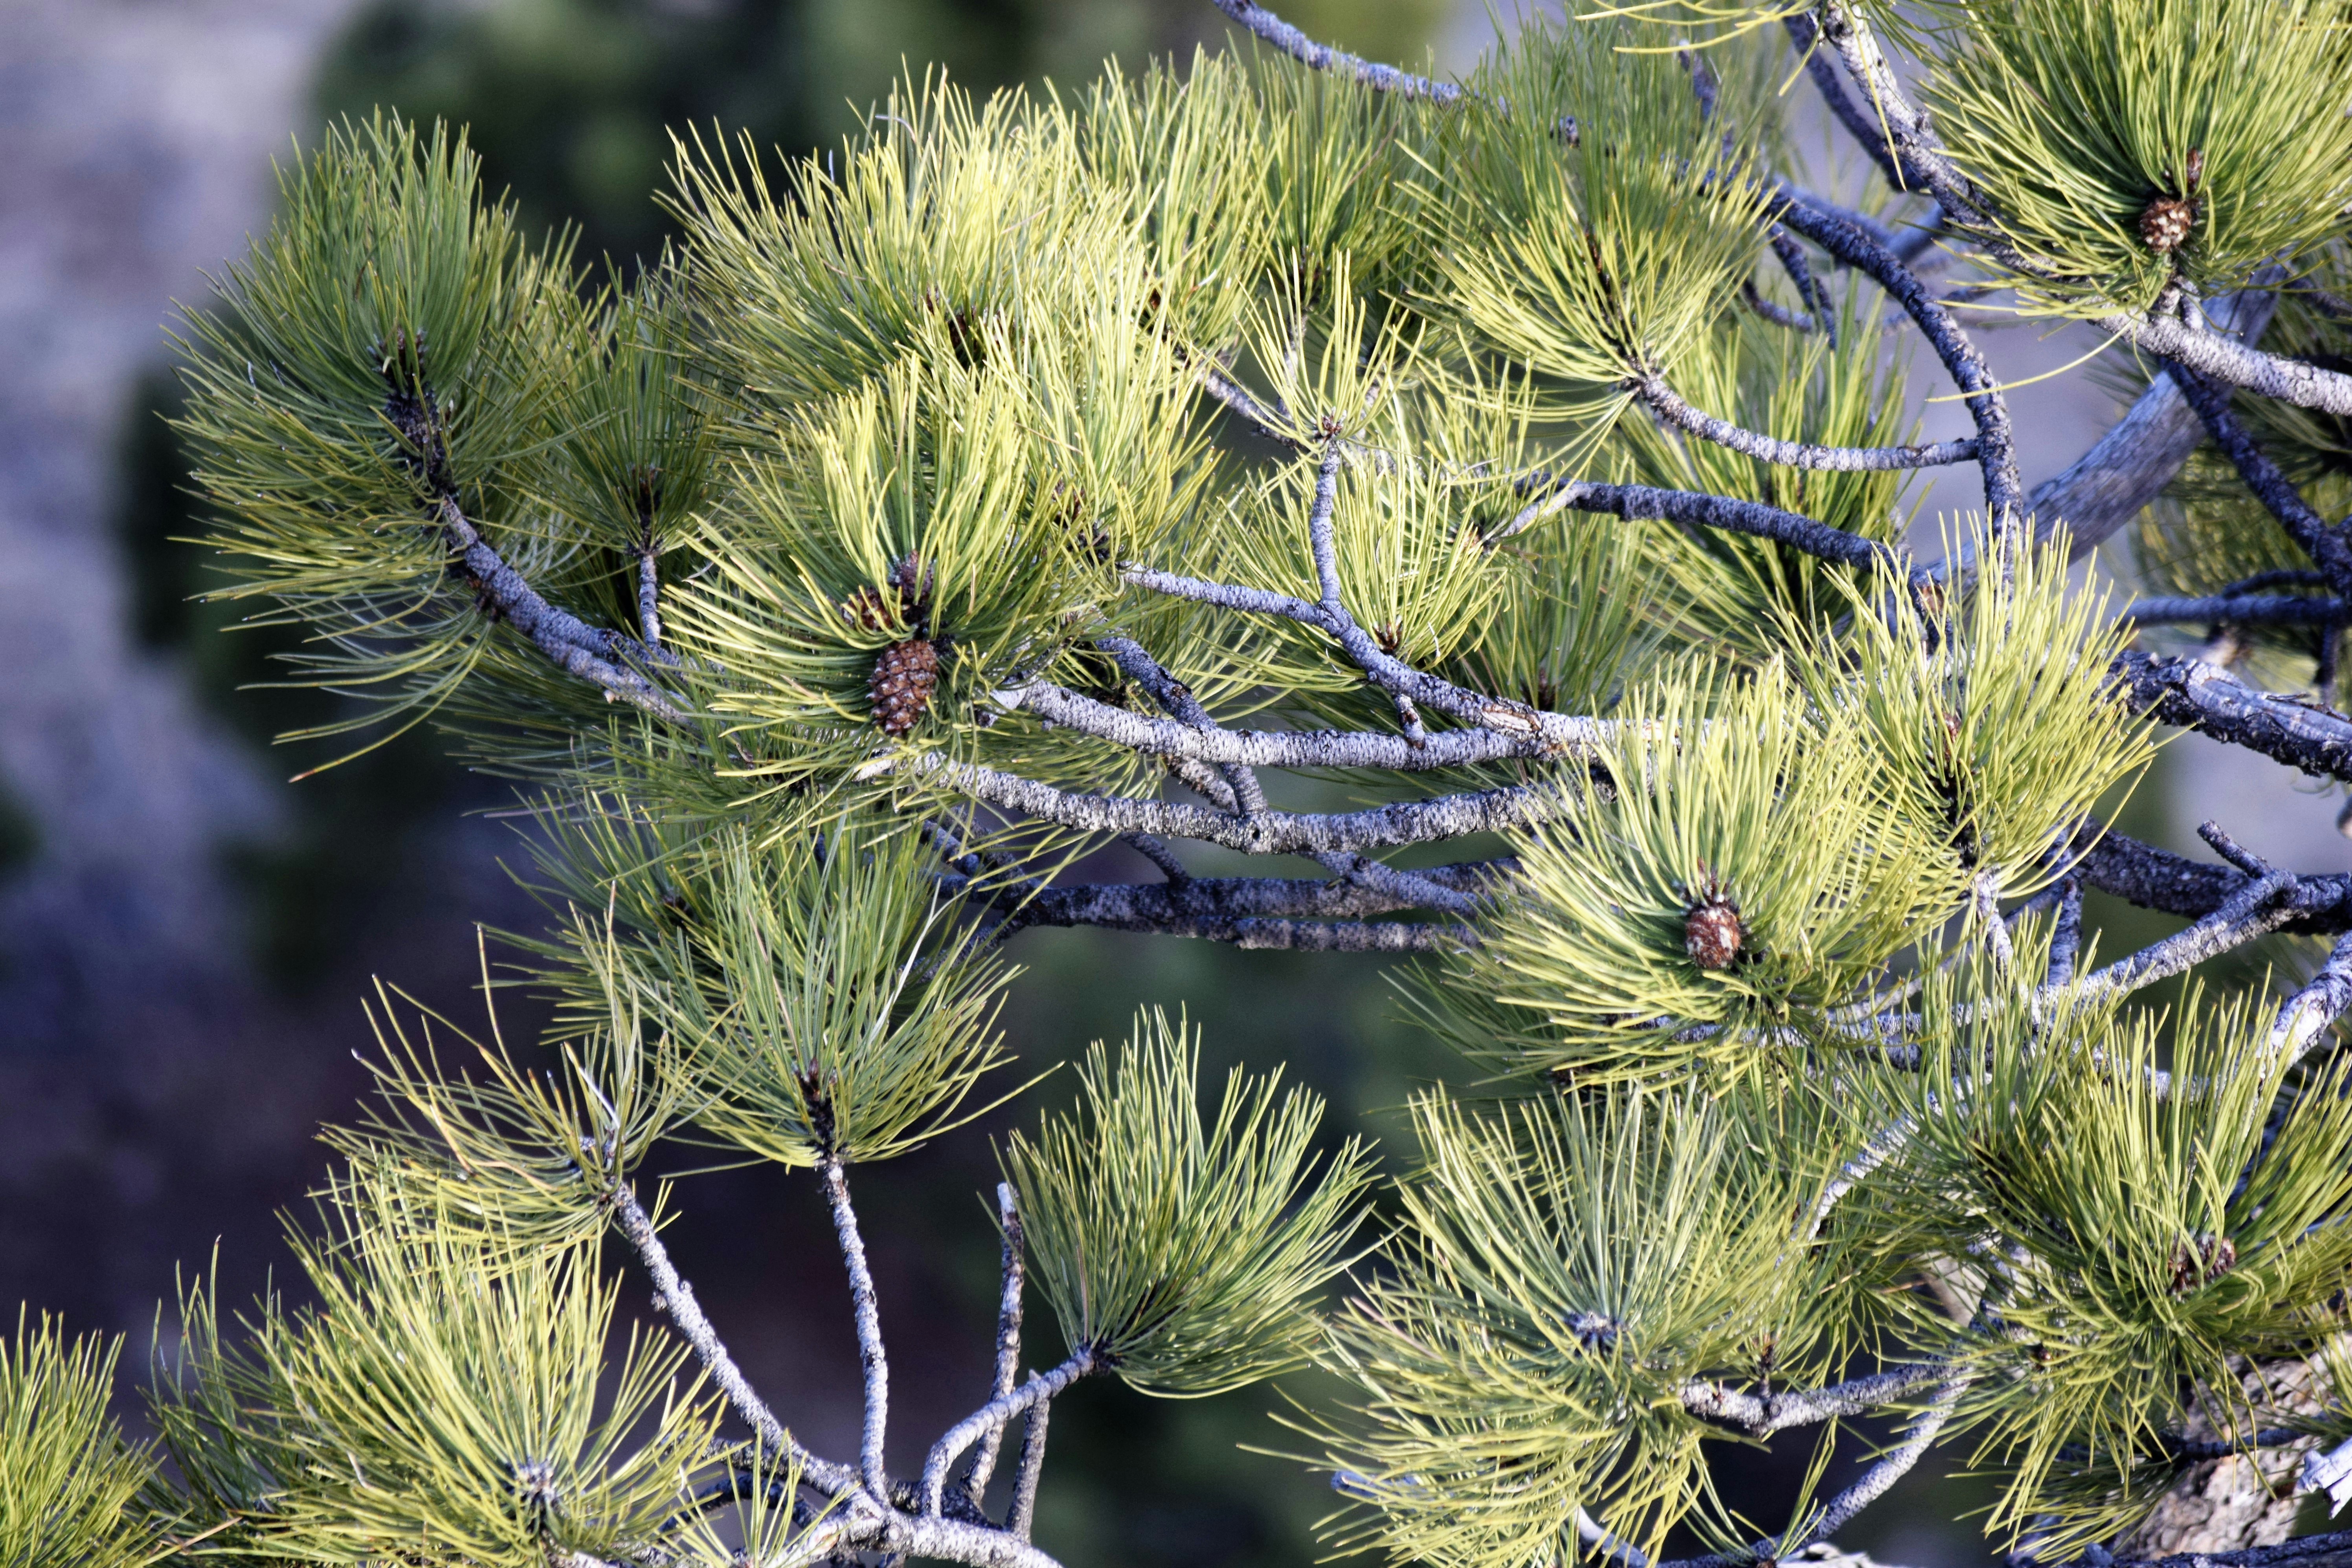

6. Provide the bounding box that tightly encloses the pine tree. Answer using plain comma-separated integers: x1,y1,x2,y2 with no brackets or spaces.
18,3,2352,1566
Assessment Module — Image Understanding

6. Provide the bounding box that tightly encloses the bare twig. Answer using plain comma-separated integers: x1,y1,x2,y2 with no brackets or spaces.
921,1350,1099,1515
819,1153,892,1501
1636,376,1977,471
1009,1397,1050,1541
1681,1363,1947,1437
961,1184,1027,1509
1207,0,1465,102
609,1184,859,1497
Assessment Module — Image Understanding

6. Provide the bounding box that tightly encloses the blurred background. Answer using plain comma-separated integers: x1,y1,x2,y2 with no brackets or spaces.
0,3,2343,1566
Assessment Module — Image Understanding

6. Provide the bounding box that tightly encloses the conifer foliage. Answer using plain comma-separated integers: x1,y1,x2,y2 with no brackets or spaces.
20,3,2352,1566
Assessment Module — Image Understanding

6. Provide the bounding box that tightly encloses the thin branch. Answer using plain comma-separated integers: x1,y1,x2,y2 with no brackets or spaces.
2173,369,2352,595
1207,0,1465,103
2125,594,2349,629
1636,376,1977,471
1769,193,2022,517
1120,566,1606,751
2045,877,2082,990
1782,11,1908,194
1680,1363,1947,1438
819,1153,892,1501
1770,227,1837,346
1009,1399,1049,1541
1094,635,1269,817
961,1184,1027,1509
636,544,662,650
1663,1376,1969,1568
1501,476,1917,587
921,1350,1099,1515
910,752,1553,857
1123,832,1192,884
608,1183,859,1497
2076,863,2302,1000
2064,820,2352,934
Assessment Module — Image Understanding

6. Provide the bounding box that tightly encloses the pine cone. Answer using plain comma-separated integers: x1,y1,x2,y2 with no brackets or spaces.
2139,194,2195,254
870,636,939,737
1684,895,1744,970
840,553,934,633
2169,1233,2237,1296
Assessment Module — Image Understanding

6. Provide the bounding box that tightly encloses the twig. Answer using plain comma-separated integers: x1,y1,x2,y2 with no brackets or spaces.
921,1350,1098,1515
2126,593,2349,629
1009,1397,1050,1541
2265,930,2352,1066
609,1184,859,1497
961,1184,1027,1509
2173,369,2352,596
819,1153,892,1502
1207,0,1465,103
1636,376,1976,471
1680,1363,1947,1438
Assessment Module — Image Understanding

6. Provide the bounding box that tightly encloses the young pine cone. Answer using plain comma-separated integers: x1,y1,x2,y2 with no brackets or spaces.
869,636,939,737
1683,895,1744,971
2168,1232,2236,1296
2138,194,2195,254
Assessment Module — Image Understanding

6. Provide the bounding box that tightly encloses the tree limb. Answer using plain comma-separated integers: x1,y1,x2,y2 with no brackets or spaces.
1636,375,1977,471
819,1154,892,1502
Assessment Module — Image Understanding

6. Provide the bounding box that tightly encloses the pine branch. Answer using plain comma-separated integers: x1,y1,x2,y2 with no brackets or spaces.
1120,566,1598,750
1680,1363,1948,1438
2173,369,2352,596
1094,636,1269,817
1635,376,1978,471
2106,308,2352,420
1663,1376,1970,1568
609,1183,860,1497
1782,12,1909,194
1206,0,1465,103
1770,191,2022,517
1501,476,1918,586
920,1349,1099,1515
910,753,1551,856
958,1184,1027,1509
1008,1399,1048,1540
819,1154,892,1502
2124,594,2348,629
2066,820,2352,934
2266,931,2352,1064
2106,649,2352,783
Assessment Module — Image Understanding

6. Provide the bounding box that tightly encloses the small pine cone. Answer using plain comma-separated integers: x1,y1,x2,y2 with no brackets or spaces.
2168,1233,2236,1296
841,585,896,632
1684,896,1744,971
2138,194,2195,254
869,636,939,737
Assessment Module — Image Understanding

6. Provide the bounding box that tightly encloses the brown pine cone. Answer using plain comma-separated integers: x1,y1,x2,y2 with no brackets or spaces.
870,636,939,736
1684,895,1744,971
2139,194,2195,254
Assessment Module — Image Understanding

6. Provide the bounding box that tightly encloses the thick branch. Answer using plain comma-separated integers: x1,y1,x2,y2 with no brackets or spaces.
2066,822,2352,935
2108,308,2352,419
2107,649,2352,782
913,752,1551,856
2266,931,2352,1064
1637,376,1977,471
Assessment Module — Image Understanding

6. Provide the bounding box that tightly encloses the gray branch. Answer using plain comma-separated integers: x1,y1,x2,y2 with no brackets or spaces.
1637,376,1978,471
1503,476,1917,586
2174,369,2352,595
960,1183,1028,1508
1680,1363,1948,1438
609,1183,859,1497
2107,649,2352,782
2107,307,2352,419
1769,194,2021,516
820,1153,893,1501
911,752,1552,856
2126,594,2348,628
921,1349,1099,1515
1662,1375,1968,1568
1207,0,1465,102
1009,1397,1049,1540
